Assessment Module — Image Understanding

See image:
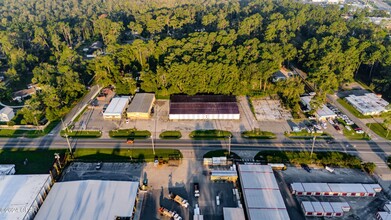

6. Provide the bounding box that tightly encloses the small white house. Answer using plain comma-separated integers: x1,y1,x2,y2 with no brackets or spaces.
0,106,15,122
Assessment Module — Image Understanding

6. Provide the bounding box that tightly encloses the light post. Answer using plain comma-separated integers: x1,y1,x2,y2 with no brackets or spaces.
228,135,232,157
310,135,316,159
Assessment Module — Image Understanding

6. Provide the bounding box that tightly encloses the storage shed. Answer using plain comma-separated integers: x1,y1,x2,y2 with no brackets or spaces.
126,93,155,119
0,106,14,122
291,182,381,197
301,201,350,217
169,95,240,120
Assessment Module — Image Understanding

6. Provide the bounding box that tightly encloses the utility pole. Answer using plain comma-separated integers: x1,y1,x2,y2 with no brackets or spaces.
228,135,232,157
64,134,73,156
310,135,316,159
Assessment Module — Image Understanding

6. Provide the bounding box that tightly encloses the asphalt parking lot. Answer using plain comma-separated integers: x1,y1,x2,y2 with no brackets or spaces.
276,166,388,220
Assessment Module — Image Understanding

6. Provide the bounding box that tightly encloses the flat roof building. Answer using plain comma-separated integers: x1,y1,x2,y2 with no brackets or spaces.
0,164,15,175
301,201,350,217
35,180,139,220
126,93,155,119
0,174,52,220
169,95,240,120
103,96,130,119
238,164,290,220
345,93,389,116
223,208,245,220
301,96,337,121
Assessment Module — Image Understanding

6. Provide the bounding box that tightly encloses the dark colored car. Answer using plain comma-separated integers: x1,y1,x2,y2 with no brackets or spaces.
301,164,311,173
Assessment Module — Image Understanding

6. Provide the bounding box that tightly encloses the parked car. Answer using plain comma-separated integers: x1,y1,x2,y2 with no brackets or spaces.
333,125,341,131
126,138,134,144
96,162,102,170
326,139,335,144
301,164,311,173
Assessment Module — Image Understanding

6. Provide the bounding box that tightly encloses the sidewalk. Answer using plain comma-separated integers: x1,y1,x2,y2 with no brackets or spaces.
133,191,147,220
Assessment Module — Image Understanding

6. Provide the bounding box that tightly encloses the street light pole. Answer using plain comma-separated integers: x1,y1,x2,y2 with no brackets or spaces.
310,135,316,159
228,135,231,156
64,134,73,156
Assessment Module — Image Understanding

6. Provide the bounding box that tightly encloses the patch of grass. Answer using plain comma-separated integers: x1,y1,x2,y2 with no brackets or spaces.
60,130,102,138
343,128,370,140
336,98,372,119
367,123,391,140
254,151,363,169
189,130,232,139
159,130,182,139
242,129,276,139
0,148,67,174
0,120,59,138
285,131,332,139
73,148,182,162
109,129,151,139
203,150,240,159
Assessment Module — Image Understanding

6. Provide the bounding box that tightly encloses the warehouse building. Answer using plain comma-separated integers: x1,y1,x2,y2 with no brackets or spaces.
300,96,337,121
35,180,139,220
301,201,350,217
238,164,290,220
291,182,381,197
377,203,391,220
169,95,240,120
345,93,389,116
0,174,53,220
103,96,130,119
126,93,155,119
223,208,246,220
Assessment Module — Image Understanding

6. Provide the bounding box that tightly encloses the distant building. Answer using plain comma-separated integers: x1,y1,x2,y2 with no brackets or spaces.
272,67,295,82
310,0,344,4
300,96,337,121
0,106,14,122
0,174,53,220
103,96,130,119
35,180,139,220
169,95,240,120
301,201,350,217
126,93,155,119
345,93,389,116
291,182,381,197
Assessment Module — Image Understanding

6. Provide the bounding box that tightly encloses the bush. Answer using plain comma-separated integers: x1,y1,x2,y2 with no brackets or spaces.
7,121,15,126
189,130,232,139
109,129,151,139
159,130,182,139
362,162,376,174
242,129,276,139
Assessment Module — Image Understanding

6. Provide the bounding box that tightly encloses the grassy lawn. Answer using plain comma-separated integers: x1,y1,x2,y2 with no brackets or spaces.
159,130,182,139
367,123,391,140
285,131,332,139
242,130,276,139
203,150,240,159
60,130,102,138
189,130,232,139
109,129,151,139
0,120,59,138
337,98,372,119
343,128,370,140
254,151,362,169
73,148,182,162
0,148,67,174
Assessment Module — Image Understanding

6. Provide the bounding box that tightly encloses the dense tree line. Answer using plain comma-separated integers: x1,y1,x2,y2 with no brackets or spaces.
0,0,390,123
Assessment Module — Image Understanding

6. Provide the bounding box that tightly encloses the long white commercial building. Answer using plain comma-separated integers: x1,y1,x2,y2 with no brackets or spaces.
291,182,381,197
35,180,139,220
103,96,130,119
301,201,350,217
345,93,389,116
0,174,53,220
238,164,290,220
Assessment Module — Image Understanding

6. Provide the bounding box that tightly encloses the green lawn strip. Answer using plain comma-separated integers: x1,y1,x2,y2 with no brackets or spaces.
0,149,67,174
336,98,372,119
73,148,182,162
343,128,370,140
60,130,102,138
73,106,88,122
203,150,241,159
285,131,332,139
367,123,391,140
254,151,363,169
159,130,182,139
109,129,151,139
0,120,60,138
242,130,276,139
189,130,232,139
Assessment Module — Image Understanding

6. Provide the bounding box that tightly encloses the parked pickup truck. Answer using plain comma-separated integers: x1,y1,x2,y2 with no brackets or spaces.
169,192,189,208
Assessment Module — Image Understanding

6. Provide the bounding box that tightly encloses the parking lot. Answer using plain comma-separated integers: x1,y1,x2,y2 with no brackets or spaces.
276,166,388,220
251,97,293,121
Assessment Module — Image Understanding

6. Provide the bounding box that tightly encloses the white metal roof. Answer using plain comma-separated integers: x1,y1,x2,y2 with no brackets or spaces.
239,164,273,173
345,93,389,115
378,212,391,220
370,184,382,192
0,106,13,115
210,170,237,177
248,209,290,220
244,189,286,209
302,183,330,192
363,184,376,193
321,202,334,213
302,201,315,212
241,172,279,189
328,183,366,193
103,96,129,116
0,174,51,220
330,202,350,212
35,180,139,220
127,93,155,113
312,202,324,212
0,164,15,175
316,105,337,119
223,208,245,220
291,183,304,192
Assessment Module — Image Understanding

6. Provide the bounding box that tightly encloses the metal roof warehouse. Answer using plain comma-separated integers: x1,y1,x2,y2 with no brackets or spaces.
238,164,290,220
169,95,240,120
0,174,53,220
35,180,139,220
126,93,155,119
103,96,130,119
291,182,381,196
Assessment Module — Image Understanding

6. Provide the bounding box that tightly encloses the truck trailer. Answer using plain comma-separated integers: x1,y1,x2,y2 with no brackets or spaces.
169,192,190,208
